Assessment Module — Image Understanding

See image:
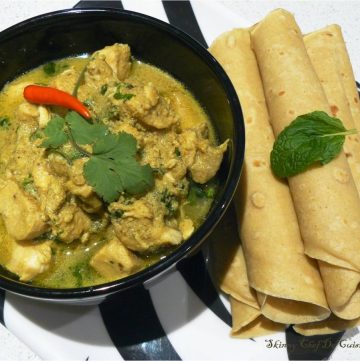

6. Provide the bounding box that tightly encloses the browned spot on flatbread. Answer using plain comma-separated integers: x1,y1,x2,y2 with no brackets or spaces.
330,105,339,116
333,167,350,184
278,90,285,96
253,159,266,168
251,192,266,208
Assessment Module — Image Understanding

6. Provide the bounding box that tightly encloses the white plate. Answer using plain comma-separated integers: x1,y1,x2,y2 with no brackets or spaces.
0,1,360,360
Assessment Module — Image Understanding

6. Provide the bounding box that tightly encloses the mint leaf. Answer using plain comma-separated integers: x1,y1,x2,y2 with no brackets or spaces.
41,115,68,148
271,111,357,178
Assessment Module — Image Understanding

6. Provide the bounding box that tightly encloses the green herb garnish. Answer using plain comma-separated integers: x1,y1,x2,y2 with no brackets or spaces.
43,61,69,77
22,175,37,198
110,210,124,219
43,62,56,75
205,187,216,198
41,115,68,149
270,111,357,178
113,92,135,101
113,82,135,100
41,111,154,202
100,84,108,95
187,183,206,204
187,181,216,204
160,189,178,216
0,117,10,129
29,129,44,142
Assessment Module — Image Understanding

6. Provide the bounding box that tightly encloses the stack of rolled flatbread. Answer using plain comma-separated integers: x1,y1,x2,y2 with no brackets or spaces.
209,9,360,337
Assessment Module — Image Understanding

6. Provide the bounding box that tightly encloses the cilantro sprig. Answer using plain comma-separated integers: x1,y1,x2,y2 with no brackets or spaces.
41,111,154,202
271,111,357,178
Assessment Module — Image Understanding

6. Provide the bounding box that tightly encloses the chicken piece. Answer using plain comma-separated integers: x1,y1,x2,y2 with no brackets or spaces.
113,217,182,252
125,83,159,117
51,67,78,94
178,126,228,184
111,123,143,144
54,203,91,243
32,161,66,216
65,159,102,213
90,238,141,279
48,153,70,177
189,141,228,184
6,239,52,281
17,103,50,128
179,218,194,240
177,128,198,166
189,140,228,184
110,199,183,252
7,123,45,180
95,43,132,81
16,103,39,125
38,106,51,128
142,131,186,182
66,159,93,198
85,58,115,89
0,180,48,241
124,83,178,129
109,199,153,219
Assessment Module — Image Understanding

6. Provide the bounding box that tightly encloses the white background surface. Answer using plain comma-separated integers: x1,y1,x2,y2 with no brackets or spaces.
0,1,359,360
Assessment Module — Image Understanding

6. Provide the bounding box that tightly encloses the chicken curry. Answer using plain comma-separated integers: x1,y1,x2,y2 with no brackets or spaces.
0,44,227,288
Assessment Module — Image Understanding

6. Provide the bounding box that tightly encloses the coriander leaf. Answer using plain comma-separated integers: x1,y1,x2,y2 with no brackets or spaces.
118,161,154,195
66,111,107,145
41,115,68,148
270,111,357,178
84,156,124,203
92,132,137,158
84,132,154,202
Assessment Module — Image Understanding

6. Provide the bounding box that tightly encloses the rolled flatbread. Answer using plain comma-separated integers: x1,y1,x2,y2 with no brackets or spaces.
303,29,360,320
304,27,360,194
209,28,329,325
251,9,360,274
211,206,284,338
317,25,360,132
231,297,285,338
293,314,360,336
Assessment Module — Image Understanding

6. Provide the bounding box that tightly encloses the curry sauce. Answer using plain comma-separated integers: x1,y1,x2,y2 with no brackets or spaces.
0,44,227,288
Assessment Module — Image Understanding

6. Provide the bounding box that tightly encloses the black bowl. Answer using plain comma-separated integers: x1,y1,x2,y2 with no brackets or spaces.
0,8,244,304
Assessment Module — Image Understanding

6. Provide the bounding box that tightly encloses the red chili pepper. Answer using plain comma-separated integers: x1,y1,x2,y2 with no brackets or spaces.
23,85,91,119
